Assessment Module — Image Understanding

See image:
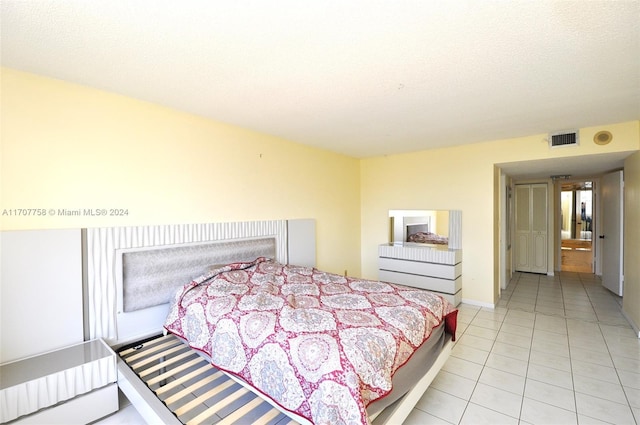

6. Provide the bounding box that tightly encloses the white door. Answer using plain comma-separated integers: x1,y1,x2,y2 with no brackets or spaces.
531,184,548,273
601,171,624,296
515,185,531,271
515,184,548,273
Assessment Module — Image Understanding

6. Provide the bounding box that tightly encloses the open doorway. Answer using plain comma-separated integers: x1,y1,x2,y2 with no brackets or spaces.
560,181,593,273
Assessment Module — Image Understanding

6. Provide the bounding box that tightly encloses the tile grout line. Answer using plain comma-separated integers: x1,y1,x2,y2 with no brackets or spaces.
518,298,537,425
592,274,639,425
559,274,580,423
446,304,512,424
453,306,480,425
573,272,630,424
465,276,525,424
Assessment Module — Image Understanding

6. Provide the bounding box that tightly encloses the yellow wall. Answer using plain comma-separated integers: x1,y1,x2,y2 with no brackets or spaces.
435,210,449,235
0,68,362,275
3,68,639,317
361,122,640,305
623,149,640,334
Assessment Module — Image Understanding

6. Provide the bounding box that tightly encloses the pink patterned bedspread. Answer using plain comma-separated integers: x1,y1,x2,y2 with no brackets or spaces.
164,258,457,425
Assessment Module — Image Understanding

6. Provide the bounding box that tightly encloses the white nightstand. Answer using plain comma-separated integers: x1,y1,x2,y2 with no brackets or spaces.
0,339,118,424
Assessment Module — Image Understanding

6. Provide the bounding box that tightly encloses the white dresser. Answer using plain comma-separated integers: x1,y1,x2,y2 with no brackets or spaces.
378,243,462,306
0,339,118,424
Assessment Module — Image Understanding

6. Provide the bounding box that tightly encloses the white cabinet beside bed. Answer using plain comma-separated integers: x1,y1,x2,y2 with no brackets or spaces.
378,243,462,306
0,339,118,424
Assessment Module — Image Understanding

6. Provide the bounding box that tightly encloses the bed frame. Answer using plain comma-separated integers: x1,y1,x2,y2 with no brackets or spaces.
117,333,300,425
84,219,452,425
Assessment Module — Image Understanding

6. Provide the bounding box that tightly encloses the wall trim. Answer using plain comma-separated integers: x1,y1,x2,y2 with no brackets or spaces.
622,308,640,339
461,299,496,310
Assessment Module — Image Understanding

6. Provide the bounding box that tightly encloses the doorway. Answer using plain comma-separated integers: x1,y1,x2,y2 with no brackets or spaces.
560,181,593,273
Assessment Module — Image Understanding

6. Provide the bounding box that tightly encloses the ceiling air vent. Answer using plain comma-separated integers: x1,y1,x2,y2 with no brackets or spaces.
549,131,579,148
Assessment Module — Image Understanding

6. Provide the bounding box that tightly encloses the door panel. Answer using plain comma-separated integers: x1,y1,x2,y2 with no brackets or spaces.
516,186,531,232
532,233,547,271
531,184,548,273
515,184,548,273
532,185,548,233
515,185,531,271
601,171,623,296
516,233,530,270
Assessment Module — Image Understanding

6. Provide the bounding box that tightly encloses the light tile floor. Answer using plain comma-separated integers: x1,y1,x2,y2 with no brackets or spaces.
405,272,640,425
97,271,639,425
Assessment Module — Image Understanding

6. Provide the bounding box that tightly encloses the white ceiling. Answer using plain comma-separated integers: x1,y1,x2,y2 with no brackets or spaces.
1,1,639,176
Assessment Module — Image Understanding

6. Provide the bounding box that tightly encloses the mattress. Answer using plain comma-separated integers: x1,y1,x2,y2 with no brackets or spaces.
163,258,457,424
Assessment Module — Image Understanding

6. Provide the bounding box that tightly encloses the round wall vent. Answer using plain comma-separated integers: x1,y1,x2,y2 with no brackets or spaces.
593,130,613,145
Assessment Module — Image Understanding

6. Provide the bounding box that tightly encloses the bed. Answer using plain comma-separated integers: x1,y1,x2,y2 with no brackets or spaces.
406,231,449,245
86,220,457,425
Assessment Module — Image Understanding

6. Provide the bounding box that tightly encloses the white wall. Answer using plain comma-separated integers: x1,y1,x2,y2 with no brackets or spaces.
0,229,84,363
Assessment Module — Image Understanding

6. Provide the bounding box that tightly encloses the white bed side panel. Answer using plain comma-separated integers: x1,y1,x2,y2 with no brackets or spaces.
287,218,316,268
0,229,83,364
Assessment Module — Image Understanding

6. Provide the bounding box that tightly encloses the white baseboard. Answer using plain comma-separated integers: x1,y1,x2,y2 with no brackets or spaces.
460,298,495,309
621,308,640,338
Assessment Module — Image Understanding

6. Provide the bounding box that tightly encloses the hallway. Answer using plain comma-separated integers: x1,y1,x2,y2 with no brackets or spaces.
498,272,626,325
405,271,639,424
561,240,593,274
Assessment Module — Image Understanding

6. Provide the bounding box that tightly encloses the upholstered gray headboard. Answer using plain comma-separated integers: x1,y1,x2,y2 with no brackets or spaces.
120,237,276,312
85,219,307,345
84,219,316,345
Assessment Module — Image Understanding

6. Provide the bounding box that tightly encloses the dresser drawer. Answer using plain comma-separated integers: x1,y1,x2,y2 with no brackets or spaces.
379,257,461,280
379,270,462,294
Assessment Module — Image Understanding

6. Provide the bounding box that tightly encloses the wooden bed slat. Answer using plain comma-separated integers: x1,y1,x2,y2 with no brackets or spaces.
130,344,189,370
118,334,174,357
118,334,307,424
145,357,202,384
162,371,226,405
140,351,198,378
252,406,282,425
213,397,263,425
126,338,182,362
121,335,177,359
154,365,218,396
170,376,234,412
185,386,249,425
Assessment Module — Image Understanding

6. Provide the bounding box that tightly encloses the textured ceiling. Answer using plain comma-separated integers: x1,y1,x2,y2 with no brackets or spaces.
1,1,639,164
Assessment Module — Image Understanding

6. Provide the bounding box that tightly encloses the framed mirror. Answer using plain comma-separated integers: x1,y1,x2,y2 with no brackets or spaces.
389,209,461,249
